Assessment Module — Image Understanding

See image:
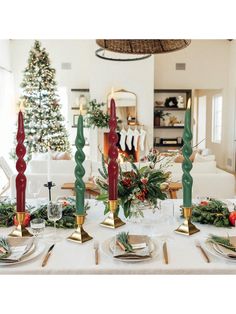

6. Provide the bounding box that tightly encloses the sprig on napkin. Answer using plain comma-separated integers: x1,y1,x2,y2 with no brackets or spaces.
207,234,236,252
0,238,10,258
116,232,133,253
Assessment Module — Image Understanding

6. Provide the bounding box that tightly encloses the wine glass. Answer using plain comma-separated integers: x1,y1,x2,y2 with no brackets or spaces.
159,200,174,223
30,218,45,242
28,180,42,208
47,202,63,241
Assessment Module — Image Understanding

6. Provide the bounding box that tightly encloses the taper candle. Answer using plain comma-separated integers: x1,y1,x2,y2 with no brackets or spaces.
16,110,27,212
182,99,193,207
108,98,119,200
74,113,85,215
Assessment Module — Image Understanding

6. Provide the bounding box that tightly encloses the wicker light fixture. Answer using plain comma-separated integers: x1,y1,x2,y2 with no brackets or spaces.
96,39,191,61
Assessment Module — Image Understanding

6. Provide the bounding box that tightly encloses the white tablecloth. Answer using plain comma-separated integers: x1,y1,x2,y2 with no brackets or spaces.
1,199,236,274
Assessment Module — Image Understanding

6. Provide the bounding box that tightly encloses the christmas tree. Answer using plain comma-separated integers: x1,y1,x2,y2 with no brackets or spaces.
14,40,71,160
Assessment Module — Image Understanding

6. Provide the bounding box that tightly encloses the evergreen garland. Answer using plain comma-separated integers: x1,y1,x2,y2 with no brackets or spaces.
191,199,231,227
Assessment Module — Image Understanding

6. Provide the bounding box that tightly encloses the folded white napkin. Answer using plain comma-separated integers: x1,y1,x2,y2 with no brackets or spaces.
213,243,236,259
0,238,34,263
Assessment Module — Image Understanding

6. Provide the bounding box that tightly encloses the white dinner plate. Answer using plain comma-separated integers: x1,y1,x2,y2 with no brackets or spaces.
101,236,159,263
0,242,45,266
204,240,236,263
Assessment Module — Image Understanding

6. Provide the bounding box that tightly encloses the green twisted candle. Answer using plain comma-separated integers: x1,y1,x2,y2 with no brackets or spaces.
182,99,193,207
75,114,85,215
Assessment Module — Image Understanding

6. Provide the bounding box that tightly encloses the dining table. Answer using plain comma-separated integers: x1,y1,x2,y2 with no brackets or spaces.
1,199,236,275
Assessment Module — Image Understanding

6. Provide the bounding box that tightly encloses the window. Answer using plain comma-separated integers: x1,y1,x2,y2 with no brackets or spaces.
197,96,206,149
212,95,223,143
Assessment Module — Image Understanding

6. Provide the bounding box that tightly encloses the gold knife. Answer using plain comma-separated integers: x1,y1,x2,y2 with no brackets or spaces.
163,242,168,264
42,244,55,267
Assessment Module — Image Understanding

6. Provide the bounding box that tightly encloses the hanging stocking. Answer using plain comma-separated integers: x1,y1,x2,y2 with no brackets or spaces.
133,127,140,151
126,127,134,150
119,127,127,151
139,128,146,151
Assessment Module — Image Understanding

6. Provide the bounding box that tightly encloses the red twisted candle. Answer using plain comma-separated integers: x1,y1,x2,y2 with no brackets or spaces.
16,110,27,212
108,98,119,200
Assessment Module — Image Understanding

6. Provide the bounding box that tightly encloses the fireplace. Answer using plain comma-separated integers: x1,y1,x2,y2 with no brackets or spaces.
103,132,140,162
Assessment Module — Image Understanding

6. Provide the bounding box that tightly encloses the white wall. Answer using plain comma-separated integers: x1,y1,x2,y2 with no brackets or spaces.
155,40,231,170
155,40,229,89
89,41,154,160
10,40,93,94
10,40,154,161
0,40,11,71
9,39,236,170
226,41,236,171
0,40,15,165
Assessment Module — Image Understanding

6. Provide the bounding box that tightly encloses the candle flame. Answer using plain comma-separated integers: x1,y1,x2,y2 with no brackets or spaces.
187,98,191,109
19,100,25,112
79,103,83,115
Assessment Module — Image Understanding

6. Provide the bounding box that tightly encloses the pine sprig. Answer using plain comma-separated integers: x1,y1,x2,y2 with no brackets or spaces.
207,234,236,252
0,238,10,258
117,232,133,252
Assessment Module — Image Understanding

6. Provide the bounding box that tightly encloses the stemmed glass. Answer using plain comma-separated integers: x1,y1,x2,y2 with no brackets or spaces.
28,180,42,208
47,201,63,241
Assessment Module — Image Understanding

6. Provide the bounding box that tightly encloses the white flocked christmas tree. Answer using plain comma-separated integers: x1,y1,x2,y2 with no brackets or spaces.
16,40,71,160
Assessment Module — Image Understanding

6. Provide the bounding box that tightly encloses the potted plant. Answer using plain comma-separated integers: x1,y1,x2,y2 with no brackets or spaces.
154,109,170,127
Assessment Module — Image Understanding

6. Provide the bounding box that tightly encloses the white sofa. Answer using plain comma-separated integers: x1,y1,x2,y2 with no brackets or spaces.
10,159,92,200
10,159,235,200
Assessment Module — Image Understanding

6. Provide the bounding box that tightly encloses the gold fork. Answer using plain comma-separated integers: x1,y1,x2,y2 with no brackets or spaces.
195,240,210,263
93,241,99,265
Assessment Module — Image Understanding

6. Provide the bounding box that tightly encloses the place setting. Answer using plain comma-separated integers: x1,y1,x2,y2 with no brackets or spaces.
101,232,160,263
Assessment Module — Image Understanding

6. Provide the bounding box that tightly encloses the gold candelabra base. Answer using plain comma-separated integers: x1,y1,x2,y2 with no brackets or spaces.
175,207,200,236
8,212,33,238
67,215,93,244
100,200,125,229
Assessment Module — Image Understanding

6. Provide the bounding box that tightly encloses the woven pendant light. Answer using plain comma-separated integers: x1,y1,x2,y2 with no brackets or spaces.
96,39,191,61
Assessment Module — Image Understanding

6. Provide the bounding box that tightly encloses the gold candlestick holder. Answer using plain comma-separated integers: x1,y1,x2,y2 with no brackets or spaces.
175,207,200,236
100,200,125,229
8,212,33,238
67,215,93,243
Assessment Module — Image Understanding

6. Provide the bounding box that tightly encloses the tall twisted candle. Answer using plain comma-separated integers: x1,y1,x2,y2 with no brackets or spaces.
182,99,193,207
108,98,119,200
16,110,27,212
75,114,86,215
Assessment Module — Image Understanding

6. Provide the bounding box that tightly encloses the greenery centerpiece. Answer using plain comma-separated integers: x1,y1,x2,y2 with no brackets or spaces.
96,154,171,219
